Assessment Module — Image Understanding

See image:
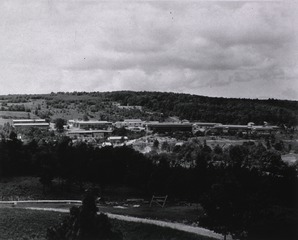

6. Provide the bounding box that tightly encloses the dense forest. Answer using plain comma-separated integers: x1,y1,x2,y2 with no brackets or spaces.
105,91,298,126
1,91,297,126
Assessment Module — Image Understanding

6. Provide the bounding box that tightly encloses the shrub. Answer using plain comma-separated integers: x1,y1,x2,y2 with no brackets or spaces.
47,192,122,240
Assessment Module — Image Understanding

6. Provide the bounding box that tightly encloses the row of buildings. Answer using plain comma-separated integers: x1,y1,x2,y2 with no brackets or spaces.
11,119,280,141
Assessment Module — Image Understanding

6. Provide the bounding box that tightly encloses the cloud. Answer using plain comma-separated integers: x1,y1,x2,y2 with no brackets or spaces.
0,0,297,100
282,88,298,100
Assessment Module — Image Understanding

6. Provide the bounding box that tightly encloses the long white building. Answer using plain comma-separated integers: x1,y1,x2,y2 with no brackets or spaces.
12,119,49,129
113,119,144,128
69,120,112,130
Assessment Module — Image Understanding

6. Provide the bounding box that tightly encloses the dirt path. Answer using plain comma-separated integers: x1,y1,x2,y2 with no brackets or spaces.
24,206,227,240
0,200,231,239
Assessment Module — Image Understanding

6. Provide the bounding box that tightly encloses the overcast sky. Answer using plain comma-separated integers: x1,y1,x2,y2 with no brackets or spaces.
0,0,297,100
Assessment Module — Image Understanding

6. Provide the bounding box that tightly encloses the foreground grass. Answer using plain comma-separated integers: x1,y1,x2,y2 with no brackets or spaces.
0,208,214,240
111,219,215,240
11,202,203,226
0,177,147,201
98,204,203,225
0,208,65,240
0,177,204,226
0,177,85,201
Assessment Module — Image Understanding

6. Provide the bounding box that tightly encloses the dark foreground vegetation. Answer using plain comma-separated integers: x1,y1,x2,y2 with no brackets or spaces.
0,208,210,240
47,191,123,240
0,134,297,240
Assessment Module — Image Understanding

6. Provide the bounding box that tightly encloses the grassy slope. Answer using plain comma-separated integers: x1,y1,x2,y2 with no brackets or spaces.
0,208,65,240
0,177,84,201
98,205,203,225
0,177,204,225
0,208,214,240
10,203,203,226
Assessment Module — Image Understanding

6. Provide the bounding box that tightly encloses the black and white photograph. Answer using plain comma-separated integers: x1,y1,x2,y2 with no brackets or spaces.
0,0,297,240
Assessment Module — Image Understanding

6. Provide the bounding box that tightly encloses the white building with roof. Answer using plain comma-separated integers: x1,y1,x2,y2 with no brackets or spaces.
67,129,112,140
12,119,49,129
70,120,112,130
107,136,128,146
113,119,144,128
192,122,220,133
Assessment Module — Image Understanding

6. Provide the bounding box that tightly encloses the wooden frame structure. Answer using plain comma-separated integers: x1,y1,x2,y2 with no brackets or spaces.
149,195,168,208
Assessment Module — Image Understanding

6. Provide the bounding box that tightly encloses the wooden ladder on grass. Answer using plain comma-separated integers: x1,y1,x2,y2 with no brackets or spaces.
149,195,167,208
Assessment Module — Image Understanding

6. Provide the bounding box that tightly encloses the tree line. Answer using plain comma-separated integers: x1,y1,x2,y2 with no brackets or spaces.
105,91,298,126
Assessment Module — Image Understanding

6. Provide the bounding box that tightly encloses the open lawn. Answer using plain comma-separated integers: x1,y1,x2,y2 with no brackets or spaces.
0,177,148,201
0,177,204,226
98,204,203,225
0,208,65,240
8,202,203,226
0,208,215,240
0,177,84,201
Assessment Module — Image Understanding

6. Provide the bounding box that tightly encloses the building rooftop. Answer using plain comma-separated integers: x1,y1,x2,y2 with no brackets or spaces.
68,130,112,134
252,126,279,130
73,120,112,124
13,119,46,122
13,123,49,126
193,122,220,125
214,125,249,129
108,136,128,140
147,123,192,126
124,119,143,122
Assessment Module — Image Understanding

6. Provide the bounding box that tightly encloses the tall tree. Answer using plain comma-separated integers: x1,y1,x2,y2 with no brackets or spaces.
55,118,66,133
47,191,122,240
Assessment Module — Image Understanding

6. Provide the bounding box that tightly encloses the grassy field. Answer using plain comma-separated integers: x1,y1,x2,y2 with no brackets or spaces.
0,177,86,201
0,111,38,119
9,203,203,226
0,177,204,226
0,208,214,240
0,177,147,201
97,204,203,225
0,93,148,122
0,208,65,240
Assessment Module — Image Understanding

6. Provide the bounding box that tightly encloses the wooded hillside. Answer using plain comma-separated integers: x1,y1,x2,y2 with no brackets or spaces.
105,91,298,126
0,91,297,126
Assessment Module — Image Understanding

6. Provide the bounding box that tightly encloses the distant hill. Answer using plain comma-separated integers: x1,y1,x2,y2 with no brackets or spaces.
0,91,297,126
105,91,298,126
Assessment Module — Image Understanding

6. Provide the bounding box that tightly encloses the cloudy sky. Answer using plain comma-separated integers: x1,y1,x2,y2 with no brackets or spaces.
0,0,297,100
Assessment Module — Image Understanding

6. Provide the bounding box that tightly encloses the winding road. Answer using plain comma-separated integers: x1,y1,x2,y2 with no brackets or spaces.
0,200,231,240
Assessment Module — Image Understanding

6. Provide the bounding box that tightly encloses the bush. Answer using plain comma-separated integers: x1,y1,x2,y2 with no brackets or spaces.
47,192,122,240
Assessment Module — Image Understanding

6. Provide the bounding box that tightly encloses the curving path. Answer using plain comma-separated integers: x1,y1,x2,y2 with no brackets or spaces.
24,207,226,240
0,200,230,240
